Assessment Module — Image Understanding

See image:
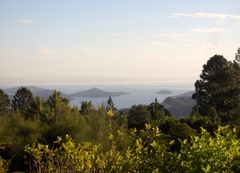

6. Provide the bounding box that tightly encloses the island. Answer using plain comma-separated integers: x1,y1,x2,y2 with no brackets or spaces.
70,88,129,98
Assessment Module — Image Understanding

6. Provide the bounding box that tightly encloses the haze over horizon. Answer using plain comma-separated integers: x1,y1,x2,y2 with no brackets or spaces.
1,0,239,85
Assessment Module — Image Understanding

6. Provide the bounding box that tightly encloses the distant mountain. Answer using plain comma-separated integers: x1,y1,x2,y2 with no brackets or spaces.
156,90,173,94
161,91,196,117
174,91,195,98
4,86,45,95
4,86,70,100
70,87,129,98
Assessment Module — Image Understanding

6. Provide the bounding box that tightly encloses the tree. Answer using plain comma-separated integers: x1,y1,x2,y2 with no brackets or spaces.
80,101,94,115
235,47,240,63
193,55,240,123
12,87,36,118
42,91,69,122
106,97,116,111
148,98,171,119
128,105,151,130
0,89,10,116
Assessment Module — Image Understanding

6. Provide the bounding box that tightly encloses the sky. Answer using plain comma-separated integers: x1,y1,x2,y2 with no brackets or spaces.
0,0,239,85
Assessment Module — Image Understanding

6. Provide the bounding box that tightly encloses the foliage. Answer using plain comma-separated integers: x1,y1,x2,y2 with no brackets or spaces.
80,100,94,115
0,145,8,173
193,55,240,123
0,114,43,171
123,124,171,172
0,89,10,116
41,90,70,123
12,87,37,119
148,98,171,119
171,126,240,173
25,135,103,172
25,124,170,173
106,97,116,111
0,156,8,173
128,100,171,130
39,110,90,145
24,125,240,173
158,117,195,151
180,115,216,134
128,104,151,130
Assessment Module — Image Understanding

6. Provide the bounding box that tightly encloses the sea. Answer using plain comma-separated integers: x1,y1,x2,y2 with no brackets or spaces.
1,82,194,109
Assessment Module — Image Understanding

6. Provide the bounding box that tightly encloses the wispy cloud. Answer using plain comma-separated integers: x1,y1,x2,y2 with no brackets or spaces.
173,12,240,21
16,19,36,24
190,27,231,33
38,47,50,55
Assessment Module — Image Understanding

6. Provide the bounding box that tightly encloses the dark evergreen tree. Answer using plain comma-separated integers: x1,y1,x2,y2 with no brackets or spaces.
128,105,151,130
80,101,94,115
193,55,240,123
0,89,10,115
106,97,116,111
42,90,69,122
235,47,240,63
12,87,37,118
148,98,171,119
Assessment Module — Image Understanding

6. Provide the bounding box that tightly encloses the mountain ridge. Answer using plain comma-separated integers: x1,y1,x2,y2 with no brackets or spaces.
161,91,196,117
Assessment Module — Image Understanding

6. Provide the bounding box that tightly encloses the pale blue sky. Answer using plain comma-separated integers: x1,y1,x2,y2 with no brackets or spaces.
0,0,239,85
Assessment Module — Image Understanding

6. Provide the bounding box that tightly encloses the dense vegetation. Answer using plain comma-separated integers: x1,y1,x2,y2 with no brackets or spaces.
0,52,239,172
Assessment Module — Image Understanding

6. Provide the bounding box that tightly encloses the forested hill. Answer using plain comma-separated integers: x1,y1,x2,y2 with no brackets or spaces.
161,91,195,117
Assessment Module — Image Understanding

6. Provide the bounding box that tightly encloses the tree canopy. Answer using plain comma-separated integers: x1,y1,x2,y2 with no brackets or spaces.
12,87,37,118
0,89,10,116
193,55,240,123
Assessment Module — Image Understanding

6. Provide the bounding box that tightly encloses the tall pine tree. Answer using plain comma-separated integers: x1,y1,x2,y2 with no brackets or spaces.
193,55,240,123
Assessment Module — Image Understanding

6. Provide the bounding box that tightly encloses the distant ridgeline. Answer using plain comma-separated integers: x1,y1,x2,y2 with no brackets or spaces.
4,86,129,100
162,91,196,117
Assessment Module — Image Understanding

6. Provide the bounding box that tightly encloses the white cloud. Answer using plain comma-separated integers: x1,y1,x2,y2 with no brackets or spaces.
38,47,50,55
16,19,36,24
173,12,240,21
190,27,231,33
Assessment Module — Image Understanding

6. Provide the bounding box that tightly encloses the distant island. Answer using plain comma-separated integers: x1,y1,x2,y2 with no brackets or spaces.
70,88,129,98
156,90,173,94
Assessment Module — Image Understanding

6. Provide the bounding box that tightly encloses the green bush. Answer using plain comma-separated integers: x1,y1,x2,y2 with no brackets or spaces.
171,126,240,173
0,156,8,173
24,125,240,173
0,145,8,173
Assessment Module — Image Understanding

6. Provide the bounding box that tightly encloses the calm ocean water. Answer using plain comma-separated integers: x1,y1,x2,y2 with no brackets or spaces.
38,83,194,109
